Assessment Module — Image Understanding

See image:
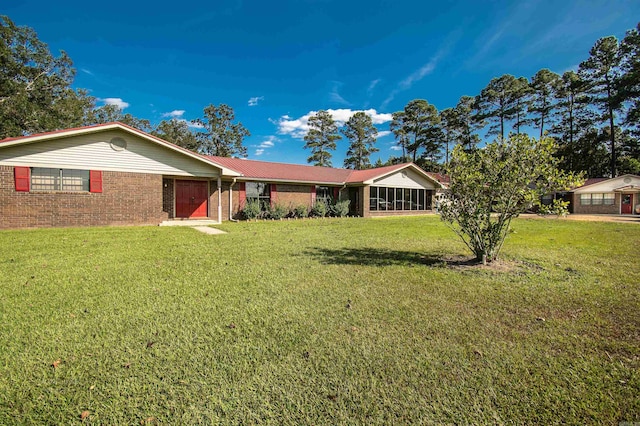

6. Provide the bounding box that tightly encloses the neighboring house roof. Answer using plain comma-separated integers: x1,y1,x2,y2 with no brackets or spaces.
572,174,640,193
0,122,242,177
208,156,442,187
425,172,450,187
572,177,609,190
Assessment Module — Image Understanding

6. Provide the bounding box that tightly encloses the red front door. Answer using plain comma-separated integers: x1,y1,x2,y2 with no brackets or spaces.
621,194,632,214
176,180,208,218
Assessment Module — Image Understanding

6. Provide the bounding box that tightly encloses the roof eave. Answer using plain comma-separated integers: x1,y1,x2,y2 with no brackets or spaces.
359,163,443,187
0,122,242,177
234,177,344,185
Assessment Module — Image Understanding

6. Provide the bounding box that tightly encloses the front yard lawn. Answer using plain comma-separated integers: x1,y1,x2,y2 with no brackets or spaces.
0,216,638,424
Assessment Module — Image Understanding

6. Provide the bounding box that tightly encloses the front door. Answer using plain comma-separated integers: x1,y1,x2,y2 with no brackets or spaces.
176,180,208,218
348,187,360,216
621,194,632,214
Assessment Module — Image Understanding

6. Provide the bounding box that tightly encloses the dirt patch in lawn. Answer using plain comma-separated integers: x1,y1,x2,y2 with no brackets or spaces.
420,254,538,272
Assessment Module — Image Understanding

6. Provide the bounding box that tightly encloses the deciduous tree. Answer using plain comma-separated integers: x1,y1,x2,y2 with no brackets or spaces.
192,104,250,157
303,110,341,167
152,118,199,151
440,135,583,264
89,104,152,132
0,15,88,138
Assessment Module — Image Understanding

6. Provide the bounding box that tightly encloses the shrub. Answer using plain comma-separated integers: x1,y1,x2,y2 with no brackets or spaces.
292,204,309,218
242,199,262,220
538,199,570,216
310,200,328,217
330,199,350,217
268,203,288,220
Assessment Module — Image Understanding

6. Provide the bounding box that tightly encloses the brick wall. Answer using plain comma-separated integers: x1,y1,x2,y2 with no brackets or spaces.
274,184,313,209
571,193,620,214
217,182,327,220
0,166,168,229
162,178,174,218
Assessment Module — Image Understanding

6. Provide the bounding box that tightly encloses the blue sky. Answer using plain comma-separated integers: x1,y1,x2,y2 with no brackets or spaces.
3,0,639,166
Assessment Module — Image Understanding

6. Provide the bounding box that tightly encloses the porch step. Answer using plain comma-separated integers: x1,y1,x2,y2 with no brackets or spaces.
159,219,221,227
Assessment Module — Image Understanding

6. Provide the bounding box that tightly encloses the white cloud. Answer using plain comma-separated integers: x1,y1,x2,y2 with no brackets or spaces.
255,149,265,156
376,130,391,139
80,68,93,76
275,109,393,139
389,146,402,151
100,98,130,109
259,140,274,148
162,110,185,118
248,96,264,106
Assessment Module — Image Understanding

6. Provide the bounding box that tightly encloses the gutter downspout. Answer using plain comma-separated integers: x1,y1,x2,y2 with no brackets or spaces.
229,178,238,222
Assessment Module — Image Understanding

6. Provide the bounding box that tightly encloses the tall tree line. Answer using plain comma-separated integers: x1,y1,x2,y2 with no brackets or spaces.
386,21,640,177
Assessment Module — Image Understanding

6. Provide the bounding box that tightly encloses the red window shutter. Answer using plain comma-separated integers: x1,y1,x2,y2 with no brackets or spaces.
89,170,103,193
270,184,277,206
311,186,316,205
333,187,339,200
14,167,30,192
238,182,246,207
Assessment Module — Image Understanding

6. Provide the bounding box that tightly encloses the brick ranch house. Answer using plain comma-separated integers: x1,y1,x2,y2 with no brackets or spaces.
0,122,442,229
564,174,640,215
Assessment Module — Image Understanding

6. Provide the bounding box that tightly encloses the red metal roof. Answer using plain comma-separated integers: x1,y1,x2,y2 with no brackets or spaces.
207,156,421,184
208,156,352,183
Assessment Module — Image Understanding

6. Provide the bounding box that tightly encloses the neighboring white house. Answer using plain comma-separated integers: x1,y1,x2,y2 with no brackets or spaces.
568,174,640,215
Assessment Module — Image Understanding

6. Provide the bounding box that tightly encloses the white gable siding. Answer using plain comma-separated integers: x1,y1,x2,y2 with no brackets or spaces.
373,169,437,189
574,175,640,193
0,130,220,177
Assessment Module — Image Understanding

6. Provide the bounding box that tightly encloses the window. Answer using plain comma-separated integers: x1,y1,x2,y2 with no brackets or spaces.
31,168,90,192
246,182,270,209
370,186,433,211
317,186,332,203
580,193,615,206
580,194,591,205
603,193,615,205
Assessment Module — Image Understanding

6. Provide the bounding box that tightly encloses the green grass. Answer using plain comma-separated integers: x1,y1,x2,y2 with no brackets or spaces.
0,216,638,424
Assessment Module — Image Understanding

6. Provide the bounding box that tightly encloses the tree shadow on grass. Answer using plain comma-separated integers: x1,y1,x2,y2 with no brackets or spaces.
304,247,478,268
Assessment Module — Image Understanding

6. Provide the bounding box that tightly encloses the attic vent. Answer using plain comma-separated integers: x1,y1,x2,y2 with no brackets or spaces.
624,177,632,183
110,137,127,151
401,171,407,178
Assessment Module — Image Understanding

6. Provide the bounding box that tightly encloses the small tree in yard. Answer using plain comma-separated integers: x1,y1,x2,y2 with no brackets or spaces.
440,134,583,265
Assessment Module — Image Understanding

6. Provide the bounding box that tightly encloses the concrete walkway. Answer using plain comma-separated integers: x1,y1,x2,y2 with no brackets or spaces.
192,226,227,235
160,219,220,226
